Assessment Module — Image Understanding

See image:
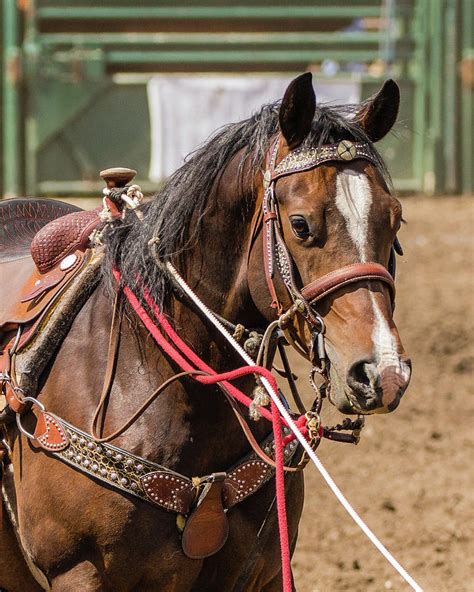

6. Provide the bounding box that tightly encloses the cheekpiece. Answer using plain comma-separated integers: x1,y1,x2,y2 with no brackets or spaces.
272,141,377,181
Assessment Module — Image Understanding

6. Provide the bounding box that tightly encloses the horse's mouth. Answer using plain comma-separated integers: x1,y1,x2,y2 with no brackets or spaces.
329,382,404,416
326,367,390,415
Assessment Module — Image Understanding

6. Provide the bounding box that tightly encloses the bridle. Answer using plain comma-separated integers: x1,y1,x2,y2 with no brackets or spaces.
259,135,397,368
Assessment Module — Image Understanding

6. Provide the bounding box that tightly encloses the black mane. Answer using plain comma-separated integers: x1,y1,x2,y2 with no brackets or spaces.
102,99,391,308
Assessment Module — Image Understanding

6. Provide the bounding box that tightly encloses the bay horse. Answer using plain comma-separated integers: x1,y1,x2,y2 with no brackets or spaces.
0,73,411,591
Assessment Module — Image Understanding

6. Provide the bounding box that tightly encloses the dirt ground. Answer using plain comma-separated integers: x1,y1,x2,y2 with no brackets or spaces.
292,195,474,592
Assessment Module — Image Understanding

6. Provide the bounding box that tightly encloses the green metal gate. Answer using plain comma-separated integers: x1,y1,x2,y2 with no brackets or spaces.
1,0,473,198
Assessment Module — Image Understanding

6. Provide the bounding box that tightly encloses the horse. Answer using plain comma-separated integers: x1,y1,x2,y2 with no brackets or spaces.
0,72,411,591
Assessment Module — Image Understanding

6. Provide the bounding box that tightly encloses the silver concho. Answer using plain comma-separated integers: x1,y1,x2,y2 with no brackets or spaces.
59,253,78,271
336,140,357,161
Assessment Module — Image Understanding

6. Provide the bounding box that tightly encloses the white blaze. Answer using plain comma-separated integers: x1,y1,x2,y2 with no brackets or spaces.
335,170,372,262
335,170,408,379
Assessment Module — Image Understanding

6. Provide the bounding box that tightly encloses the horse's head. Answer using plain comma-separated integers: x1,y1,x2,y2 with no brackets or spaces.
249,73,411,415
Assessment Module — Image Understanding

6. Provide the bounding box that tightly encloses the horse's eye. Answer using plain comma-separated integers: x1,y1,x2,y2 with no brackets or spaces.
290,215,311,239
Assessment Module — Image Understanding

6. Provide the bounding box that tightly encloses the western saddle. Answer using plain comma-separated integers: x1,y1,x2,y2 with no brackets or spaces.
0,167,139,419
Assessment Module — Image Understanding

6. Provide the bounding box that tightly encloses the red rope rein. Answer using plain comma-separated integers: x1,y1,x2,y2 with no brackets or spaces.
115,270,312,591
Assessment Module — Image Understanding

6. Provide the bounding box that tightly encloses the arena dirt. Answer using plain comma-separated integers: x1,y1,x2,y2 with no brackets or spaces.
292,195,474,592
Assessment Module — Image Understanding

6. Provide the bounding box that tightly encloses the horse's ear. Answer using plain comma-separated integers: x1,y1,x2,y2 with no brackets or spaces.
357,79,400,143
279,72,316,150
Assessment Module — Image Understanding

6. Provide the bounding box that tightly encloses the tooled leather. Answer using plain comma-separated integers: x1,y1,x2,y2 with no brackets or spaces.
0,198,81,263
0,251,86,332
222,459,274,508
33,412,69,452
30,209,100,273
141,472,196,513
141,458,274,515
20,268,65,302
301,262,395,304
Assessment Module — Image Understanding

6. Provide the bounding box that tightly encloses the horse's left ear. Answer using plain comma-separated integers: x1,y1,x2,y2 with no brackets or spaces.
357,79,400,142
279,72,316,150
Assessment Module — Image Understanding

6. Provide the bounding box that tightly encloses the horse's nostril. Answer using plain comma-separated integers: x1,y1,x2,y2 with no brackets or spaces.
347,359,378,394
347,356,411,411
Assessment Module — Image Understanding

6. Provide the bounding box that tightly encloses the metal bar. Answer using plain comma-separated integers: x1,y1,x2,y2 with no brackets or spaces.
37,6,383,20
412,0,429,192
40,32,389,45
112,70,415,85
2,0,21,197
461,0,473,193
106,49,384,64
424,0,444,194
23,0,39,196
443,0,458,193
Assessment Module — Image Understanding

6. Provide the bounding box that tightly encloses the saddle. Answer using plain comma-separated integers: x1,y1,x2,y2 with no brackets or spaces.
0,199,98,335
0,168,138,417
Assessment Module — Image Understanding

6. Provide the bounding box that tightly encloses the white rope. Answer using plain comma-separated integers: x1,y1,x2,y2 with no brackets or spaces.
166,262,424,592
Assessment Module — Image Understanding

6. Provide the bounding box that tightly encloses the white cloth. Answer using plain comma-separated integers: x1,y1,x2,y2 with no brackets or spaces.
147,75,360,181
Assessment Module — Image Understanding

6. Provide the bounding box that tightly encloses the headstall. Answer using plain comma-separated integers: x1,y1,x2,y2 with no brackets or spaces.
260,136,397,366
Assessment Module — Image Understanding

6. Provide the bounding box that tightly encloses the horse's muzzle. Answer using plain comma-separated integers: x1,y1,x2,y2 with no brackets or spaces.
345,357,412,414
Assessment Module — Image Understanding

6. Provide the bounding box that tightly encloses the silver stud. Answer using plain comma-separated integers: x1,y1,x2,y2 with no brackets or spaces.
59,253,78,271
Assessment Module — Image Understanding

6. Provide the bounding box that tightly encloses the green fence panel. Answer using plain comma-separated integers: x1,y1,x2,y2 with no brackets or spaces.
1,0,472,197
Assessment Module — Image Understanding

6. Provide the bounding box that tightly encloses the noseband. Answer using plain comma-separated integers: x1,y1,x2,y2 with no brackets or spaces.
260,136,396,346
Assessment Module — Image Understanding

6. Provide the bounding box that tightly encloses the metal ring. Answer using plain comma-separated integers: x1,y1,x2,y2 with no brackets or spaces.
8,326,22,355
15,397,45,440
1,438,12,454
309,313,325,334
0,369,10,382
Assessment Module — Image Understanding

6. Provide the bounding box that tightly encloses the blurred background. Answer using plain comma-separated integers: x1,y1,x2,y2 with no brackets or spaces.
1,2,473,591
0,0,472,200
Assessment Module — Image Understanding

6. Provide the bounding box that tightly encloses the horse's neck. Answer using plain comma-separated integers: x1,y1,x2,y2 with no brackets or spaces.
117,173,266,473
174,160,262,336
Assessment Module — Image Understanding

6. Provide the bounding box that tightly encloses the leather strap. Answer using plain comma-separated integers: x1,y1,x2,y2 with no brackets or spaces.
221,386,301,473
301,262,395,305
262,140,283,314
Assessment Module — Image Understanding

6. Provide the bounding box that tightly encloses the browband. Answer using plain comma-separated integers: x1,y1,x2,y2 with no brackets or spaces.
266,140,377,186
